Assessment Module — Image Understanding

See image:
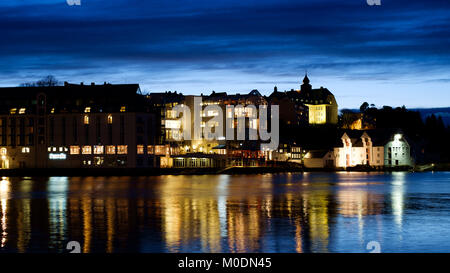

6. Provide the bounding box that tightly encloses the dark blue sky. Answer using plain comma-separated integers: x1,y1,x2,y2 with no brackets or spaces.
0,0,449,108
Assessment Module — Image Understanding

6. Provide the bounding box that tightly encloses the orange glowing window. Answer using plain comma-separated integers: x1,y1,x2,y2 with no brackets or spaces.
117,145,127,154
82,146,92,154
137,145,144,154
70,146,80,155
106,145,116,154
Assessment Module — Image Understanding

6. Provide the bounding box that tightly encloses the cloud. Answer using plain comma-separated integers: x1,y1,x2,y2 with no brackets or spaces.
0,0,449,107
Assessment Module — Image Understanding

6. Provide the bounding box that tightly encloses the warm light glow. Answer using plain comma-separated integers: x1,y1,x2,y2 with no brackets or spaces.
10,108,17,114
147,145,154,154
94,145,104,154
70,146,80,155
84,107,91,113
84,115,89,125
107,114,113,124
19,108,26,114
82,146,92,154
106,145,116,154
165,120,181,129
117,145,127,154
120,106,126,112
308,104,327,125
21,147,30,153
137,145,144,154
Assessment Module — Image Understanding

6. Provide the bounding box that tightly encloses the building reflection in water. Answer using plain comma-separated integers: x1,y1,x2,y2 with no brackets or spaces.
16,178,32,252
48,177,68,251
0,177,10,248
0,173,399,253
159,175,222,252
391,172,406,229
336,180,385,245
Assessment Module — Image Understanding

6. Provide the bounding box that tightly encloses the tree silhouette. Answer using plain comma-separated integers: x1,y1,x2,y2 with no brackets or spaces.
19,75,61,87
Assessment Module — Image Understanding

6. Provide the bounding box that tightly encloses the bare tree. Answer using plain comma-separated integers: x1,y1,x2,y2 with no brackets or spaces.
19,75,61,87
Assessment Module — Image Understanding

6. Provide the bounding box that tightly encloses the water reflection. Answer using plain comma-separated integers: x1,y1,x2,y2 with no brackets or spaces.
0,177,9,248
0,172,449,252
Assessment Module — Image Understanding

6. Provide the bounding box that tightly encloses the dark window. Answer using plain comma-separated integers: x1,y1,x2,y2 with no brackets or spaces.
62,117,66,146
73,117,78,144
96,116,101,143
49,117,54,145
120,115,125,145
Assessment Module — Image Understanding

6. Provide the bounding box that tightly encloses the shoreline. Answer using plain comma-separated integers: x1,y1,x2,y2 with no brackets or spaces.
0,165,448,177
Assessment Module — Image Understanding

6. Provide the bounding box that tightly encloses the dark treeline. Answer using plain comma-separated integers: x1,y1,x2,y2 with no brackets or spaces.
354,103,449,163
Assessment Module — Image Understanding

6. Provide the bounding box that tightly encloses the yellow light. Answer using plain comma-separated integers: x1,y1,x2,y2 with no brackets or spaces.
10,108,17,114
84,107,91,113
19,108,26,114
120,106,126,112
84,115,89,124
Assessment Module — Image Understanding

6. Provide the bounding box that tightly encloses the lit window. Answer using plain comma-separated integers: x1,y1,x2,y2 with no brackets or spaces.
120,106,126,112
0,148,7,156
84,115,89,125
107,114,113,124
59,147,64,152
94,156,104,165
137,145,144,154
84,107,91,113
51,108,55,114
117,145,128,154
106,145,116,154
52,147,57,152
83,160,92,165
21,147,30,153
47,147,52,152
155,145,165,155
147,145,154,154
10,108,17,114
94,145,104,154
19,108,26,114
70,146,80,155
82,146,92,154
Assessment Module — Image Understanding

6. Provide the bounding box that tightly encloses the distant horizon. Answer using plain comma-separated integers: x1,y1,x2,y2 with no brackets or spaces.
1,77,449,110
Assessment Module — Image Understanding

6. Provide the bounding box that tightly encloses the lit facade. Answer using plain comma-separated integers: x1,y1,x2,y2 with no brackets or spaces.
0,83,156,169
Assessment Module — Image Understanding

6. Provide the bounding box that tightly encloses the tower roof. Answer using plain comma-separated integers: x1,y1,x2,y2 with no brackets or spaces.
303,74,310,84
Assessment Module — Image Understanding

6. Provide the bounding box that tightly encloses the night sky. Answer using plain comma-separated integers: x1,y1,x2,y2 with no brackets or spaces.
0,0,449,108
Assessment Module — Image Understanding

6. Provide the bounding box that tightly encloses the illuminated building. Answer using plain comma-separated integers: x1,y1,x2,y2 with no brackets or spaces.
268,74,338,126
0,82,156,169
334,130,413,168
384,133,414,167
147,90,270,167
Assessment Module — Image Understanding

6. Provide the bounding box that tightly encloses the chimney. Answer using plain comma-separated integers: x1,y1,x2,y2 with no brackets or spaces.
80,82,84,86
91,82,95,86
64,81,69,86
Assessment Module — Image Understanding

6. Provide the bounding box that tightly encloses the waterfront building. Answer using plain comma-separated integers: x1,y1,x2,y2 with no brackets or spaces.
0,82,155,169
333,130,413,168
147,89,270,167
303,150,334,168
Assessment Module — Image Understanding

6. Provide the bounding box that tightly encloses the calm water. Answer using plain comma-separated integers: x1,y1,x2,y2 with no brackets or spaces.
0,172,449,253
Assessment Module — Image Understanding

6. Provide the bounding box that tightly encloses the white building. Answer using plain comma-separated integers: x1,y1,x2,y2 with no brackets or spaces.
333,130,413,168
384,133,413,167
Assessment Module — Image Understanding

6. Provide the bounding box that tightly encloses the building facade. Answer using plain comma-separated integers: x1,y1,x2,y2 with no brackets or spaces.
0,83,156,169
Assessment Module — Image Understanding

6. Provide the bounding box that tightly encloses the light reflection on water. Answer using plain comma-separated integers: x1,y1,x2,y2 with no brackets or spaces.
0,172,449,253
